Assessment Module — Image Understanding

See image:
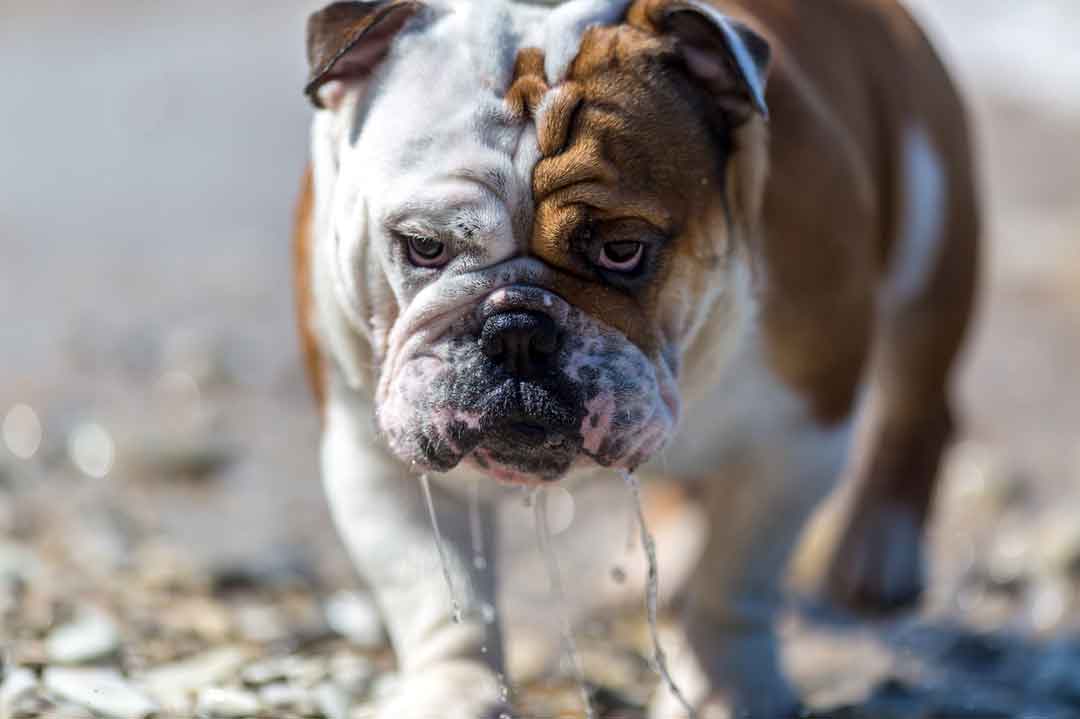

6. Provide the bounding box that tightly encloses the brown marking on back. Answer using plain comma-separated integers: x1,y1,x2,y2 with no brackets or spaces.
293,165,326,414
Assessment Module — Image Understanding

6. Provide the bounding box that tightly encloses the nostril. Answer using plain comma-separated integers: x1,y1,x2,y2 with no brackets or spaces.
480,311,562,378
530,321,560,357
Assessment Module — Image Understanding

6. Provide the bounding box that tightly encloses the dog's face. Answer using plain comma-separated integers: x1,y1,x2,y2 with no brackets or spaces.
306,0,770,483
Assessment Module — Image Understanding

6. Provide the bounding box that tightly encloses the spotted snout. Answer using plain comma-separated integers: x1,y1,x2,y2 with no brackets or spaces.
377,284,679,484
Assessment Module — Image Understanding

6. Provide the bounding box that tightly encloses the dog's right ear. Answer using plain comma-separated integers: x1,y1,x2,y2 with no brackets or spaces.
305,1,424,110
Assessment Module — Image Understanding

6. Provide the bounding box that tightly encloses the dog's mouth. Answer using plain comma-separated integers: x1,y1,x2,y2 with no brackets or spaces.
464,379,585,483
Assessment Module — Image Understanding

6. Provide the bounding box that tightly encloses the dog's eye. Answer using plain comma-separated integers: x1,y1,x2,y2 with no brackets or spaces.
597,241,644,272
405,235,448,268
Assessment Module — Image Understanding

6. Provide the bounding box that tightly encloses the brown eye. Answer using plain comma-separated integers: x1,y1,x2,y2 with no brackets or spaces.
598,241,644,272
406,235,448,268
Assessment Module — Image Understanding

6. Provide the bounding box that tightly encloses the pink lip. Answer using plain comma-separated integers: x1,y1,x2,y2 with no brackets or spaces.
465,450,546,487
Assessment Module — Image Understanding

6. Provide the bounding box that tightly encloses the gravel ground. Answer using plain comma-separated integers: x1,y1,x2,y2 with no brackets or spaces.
2,1,1079,717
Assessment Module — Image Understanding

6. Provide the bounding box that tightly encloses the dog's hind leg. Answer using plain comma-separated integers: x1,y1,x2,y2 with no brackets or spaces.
825,124,979,614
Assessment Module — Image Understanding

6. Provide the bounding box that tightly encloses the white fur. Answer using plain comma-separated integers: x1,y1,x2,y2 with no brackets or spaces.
529,0,633,82
887,125,947,304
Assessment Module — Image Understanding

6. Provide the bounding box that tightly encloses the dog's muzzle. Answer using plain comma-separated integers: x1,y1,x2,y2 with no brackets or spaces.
470,308,584,480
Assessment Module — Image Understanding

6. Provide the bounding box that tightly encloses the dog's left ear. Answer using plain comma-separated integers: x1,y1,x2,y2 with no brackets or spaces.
631,0,770,118
305,0,424,110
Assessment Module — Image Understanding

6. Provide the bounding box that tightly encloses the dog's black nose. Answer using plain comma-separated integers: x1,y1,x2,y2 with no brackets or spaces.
480,311,561,379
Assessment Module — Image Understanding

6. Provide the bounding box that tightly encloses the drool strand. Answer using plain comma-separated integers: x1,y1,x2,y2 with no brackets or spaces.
469,479,487,571
534,487,595,719
623,471,696,719
419,473,464,624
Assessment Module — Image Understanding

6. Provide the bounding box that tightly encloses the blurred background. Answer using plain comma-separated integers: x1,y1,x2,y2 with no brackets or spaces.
1,2,1078,717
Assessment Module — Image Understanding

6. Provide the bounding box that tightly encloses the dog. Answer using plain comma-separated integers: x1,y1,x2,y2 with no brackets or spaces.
293,0,978,716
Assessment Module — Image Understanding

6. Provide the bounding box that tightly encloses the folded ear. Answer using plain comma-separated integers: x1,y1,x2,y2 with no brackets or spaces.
305,1,424,110
631,0,770,118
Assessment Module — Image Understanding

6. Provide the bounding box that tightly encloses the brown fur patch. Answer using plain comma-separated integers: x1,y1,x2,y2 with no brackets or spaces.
293,165,326,414
526,22,731,359
525,0,978,427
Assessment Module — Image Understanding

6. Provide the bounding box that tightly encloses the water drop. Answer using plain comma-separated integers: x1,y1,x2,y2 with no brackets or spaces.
469,480,488,571
623,471,696,719
419,474,463,623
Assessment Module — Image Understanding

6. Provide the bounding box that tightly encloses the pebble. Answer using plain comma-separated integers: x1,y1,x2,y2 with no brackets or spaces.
324,590,386,649
1028,578,1072,634
233,602,289,643
195,686,261,717
259,681,318,715
1036,511,1080,578
0,667,39,717
317,681,352,719
46,607,121,664
140,645,250,696
241,656,292,686
0,542,42,583
43,667,158,719
983,526,1033,592
328,652,376,697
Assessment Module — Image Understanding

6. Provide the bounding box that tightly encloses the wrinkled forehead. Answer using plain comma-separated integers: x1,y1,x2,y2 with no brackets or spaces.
345,0,635,212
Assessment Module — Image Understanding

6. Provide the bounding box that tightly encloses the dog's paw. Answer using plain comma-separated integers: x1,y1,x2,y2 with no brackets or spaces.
374,661,512,719
825,499,925,615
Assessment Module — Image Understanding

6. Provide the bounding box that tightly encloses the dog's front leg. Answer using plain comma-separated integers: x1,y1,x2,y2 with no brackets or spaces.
322,390,509,719
652,368,854,718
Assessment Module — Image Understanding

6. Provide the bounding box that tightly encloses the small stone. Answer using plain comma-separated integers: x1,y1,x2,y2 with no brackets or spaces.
324,590,386,649
0,668,39,717
1028,578,1073,634
195,687,261,718
317,681,352,719
140,645,250,696
233,602,288,643
1036,511,1080,579
369,673,399,701
282,656,330,688
46,607,121,664
507,629,555,685
241,657,291,686
329,652,376,697
983,527,1033,592
259,682,318,715
581,647,647,699
43,667,158,719
0,542,42,583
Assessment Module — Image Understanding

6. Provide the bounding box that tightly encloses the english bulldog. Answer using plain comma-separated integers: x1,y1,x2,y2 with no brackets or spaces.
293,0,978,716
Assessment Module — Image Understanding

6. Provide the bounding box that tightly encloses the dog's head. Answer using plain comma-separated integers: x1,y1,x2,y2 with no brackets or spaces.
305,0,770,483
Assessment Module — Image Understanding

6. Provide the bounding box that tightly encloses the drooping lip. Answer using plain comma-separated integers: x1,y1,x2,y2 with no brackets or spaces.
395,376,586,478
